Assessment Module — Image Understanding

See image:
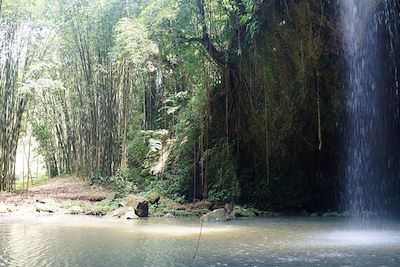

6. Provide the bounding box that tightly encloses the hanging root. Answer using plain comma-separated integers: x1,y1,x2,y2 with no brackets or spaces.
191,221,203,264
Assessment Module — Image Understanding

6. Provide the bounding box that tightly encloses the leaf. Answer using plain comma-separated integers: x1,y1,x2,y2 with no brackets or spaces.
148,138,162,152
166,105,180,115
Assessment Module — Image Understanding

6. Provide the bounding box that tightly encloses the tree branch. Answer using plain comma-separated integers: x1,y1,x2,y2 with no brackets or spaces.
196,0,226,69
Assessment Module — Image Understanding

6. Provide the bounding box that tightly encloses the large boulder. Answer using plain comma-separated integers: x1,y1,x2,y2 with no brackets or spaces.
201,208,230,222
231,206,257,217
112,206,129,218
126,195,149,217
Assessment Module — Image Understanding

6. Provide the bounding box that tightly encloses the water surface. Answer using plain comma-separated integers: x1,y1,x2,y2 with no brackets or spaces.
1,216,400,266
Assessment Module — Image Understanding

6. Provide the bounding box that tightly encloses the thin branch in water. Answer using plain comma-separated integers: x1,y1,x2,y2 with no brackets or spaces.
191,221,203,264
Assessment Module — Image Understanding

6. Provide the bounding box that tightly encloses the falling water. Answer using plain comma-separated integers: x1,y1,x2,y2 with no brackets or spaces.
342,0,400,216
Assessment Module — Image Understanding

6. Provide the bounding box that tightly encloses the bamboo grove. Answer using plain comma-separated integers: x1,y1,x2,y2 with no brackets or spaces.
1,0,377,211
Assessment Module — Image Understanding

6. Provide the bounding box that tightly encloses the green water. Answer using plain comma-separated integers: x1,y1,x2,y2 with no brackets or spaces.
1,215,400,266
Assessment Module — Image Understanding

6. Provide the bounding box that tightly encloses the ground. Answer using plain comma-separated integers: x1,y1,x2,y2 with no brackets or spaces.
0,177,111,216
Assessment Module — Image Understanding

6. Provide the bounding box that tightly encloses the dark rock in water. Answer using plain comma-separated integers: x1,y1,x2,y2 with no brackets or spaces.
146,191,161,204
201,208,230,222
135,198,149,217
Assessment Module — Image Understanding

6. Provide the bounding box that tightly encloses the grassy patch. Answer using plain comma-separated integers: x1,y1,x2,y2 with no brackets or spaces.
15,174,50,191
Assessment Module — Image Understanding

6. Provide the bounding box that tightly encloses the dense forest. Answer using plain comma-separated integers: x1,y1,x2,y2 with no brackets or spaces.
0,0,398,213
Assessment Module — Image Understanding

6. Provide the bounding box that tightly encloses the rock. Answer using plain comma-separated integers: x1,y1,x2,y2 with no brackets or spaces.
135,198,149,217
66,206,84,215
194,199,212,210
231,206,257,217
112,207,129,218
35,203,55,213
172,210,192,217
322,211,340,217
194,208,211,217
107,192,117,201
124,211,139,220
84,205,109,216
35,199,47,204
224,203,233,214
126,195,149,217
162,213,175,219
201,208,229,222
146,191,161,204
0,204,10,214
260,210,276,216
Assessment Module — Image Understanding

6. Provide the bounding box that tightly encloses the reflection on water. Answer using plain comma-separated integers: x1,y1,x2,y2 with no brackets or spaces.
1,216,400,266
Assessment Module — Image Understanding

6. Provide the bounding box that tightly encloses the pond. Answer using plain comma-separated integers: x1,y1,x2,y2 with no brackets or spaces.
1,216,400,266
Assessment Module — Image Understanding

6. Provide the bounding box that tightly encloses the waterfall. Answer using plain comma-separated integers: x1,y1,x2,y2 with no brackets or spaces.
342,0,400,216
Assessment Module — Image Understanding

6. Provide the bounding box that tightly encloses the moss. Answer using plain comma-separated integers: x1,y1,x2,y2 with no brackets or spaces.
126,194,140,207
84,205,112,216
172,210,193,217
322,211,341,217
232,206,257,217
194,208,210,217
146,191,161,204
201,209,228,222
260,210,278,216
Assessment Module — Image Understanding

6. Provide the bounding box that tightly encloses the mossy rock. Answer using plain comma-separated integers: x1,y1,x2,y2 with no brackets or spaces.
322,211,341,217
100,192,119,206
125,194,149,217
172,210,193,217
260,210,277,216
231,206,257,217
65,205,84,215
194,208,211,217
112,207,129,218
85,205,111,216
125,194,139,207
146,191,161,204
35,203,56,213
159,196,184,210
201,208,229,222
163,213,175,219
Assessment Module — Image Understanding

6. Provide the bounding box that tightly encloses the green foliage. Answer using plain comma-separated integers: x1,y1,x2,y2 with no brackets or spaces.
127,132,151,169
113,17,158,68
206,141,240,203
127,129,169,170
